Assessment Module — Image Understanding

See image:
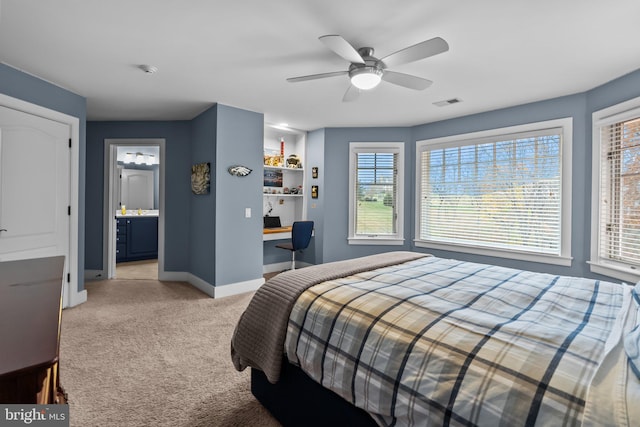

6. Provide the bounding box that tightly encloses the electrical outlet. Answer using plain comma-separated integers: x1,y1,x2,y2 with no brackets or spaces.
245,208,251,218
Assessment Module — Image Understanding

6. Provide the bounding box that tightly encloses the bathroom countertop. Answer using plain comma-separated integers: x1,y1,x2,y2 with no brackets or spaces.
116,209,159,218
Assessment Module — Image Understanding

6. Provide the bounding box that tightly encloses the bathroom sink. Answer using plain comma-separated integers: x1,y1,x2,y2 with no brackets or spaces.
116,209,159,217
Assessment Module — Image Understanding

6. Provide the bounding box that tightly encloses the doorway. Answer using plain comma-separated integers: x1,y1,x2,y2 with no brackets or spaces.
103,139,165,280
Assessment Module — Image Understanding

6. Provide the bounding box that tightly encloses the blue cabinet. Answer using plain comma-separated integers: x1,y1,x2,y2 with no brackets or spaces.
116,218,127,262
116,216,158,262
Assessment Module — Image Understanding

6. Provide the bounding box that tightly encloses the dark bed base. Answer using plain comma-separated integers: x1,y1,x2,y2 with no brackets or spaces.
251,362,377,427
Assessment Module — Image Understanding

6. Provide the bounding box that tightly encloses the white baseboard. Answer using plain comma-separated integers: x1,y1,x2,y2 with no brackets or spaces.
178,272,264,298
263,262,291,274
83,268,265,300
263,261,313,274
185,273,216,297
214,277,265,298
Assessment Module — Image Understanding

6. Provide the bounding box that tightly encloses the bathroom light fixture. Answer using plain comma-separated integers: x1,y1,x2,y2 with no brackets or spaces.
126,152,156,166
349,66,382,90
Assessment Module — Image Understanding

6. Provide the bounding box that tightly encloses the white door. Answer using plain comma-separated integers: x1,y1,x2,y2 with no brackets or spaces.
0,105,70,286
121,169,153,210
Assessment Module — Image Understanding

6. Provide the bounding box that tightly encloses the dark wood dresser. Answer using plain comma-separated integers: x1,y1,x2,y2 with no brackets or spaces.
0,256,67,404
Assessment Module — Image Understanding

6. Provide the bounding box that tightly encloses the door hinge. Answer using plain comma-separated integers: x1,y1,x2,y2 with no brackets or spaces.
67,273,71,283
68,206,71,216
69,138,72,148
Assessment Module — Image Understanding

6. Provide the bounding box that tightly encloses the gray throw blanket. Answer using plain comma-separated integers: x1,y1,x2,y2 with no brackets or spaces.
230,251,428,383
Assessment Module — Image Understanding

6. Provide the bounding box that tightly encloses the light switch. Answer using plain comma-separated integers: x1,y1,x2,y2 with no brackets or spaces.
245,207,251,218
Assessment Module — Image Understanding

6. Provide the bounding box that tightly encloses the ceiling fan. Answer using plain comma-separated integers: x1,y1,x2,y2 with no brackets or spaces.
287,35,449,102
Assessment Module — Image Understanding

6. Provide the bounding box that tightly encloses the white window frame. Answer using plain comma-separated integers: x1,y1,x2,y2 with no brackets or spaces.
415,118,573,266
348,142,404,245
590,96,640,283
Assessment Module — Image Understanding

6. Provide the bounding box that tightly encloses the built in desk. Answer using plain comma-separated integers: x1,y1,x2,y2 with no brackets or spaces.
263,226,293,241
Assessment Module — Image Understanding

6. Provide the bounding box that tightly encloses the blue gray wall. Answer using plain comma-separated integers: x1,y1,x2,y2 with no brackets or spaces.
410,94,589,277
314,68,640,282
320,127,413,263
6,60,640,289
214,104,264,286
0,63,87,291
189,106,217,283
188,104,265,286
85,121,192,272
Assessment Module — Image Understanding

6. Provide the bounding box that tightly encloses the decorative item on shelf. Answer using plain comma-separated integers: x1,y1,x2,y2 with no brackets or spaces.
283,187,290,194
191,162,211,195
286,154,301,168
264,147,283,167
312,166,318,178
311,185,319,199
264,169,283,187
228,165,252,177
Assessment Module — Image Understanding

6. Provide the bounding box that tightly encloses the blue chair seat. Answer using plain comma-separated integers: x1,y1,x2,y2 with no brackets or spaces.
275,221,314,270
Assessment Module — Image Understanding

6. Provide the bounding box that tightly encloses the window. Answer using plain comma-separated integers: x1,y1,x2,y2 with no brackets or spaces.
416,119,572,265
591,98,640,282
348,142,404,245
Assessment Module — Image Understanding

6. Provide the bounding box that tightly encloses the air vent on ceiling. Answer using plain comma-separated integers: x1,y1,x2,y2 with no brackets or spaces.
433,98,462,107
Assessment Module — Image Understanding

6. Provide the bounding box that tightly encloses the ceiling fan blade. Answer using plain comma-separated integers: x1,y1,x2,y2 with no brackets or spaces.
382,71,433,90
287,71,348,83
379,37,449,68
319,35,365,64
342,85,360,102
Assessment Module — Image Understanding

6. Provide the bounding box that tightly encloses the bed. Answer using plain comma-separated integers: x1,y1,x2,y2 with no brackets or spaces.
231,252,640,426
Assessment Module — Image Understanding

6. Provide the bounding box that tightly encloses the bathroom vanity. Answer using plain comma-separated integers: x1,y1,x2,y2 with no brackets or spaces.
116,211,158,262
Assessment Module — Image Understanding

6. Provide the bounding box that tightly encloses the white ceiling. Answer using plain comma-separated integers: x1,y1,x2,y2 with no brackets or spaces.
2,1,639,131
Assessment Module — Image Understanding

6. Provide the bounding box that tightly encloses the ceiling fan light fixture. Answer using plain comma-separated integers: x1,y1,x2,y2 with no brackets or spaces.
350,67,382,90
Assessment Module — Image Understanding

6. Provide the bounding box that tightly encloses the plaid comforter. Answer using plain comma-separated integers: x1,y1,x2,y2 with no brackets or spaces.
284,256,628,426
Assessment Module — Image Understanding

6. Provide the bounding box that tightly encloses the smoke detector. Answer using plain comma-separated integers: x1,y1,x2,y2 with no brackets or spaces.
139,64,158,74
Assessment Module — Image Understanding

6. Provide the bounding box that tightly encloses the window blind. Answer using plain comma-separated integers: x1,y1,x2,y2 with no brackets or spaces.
598,117,640,267
354,152,397,235
418,130,562,255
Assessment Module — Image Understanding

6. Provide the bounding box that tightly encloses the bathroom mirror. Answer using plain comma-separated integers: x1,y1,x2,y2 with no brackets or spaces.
116,146,160,211
120,168,154,210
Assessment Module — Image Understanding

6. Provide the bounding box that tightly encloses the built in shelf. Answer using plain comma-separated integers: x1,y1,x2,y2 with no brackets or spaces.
264,165,304,172
263,193,303,197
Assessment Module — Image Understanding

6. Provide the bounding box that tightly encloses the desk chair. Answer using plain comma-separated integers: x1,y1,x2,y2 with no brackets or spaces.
275,221,314,270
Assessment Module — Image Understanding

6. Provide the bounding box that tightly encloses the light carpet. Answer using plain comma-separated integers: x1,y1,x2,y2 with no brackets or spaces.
115,259,159,280
60,278,280,426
